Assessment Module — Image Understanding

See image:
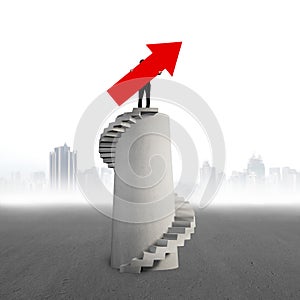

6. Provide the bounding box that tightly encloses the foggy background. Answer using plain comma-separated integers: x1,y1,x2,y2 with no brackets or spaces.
1,1,300,177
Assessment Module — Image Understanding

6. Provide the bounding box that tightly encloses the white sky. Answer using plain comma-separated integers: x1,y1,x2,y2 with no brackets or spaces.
1,0,300,178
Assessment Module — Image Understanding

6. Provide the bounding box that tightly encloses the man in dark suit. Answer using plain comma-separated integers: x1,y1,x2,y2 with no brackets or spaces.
137,59,162,108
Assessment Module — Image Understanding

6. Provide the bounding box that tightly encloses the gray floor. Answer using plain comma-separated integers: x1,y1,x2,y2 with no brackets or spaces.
0,205,299,300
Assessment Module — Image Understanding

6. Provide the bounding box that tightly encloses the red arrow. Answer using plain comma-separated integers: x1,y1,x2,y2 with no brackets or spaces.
107,42,182,106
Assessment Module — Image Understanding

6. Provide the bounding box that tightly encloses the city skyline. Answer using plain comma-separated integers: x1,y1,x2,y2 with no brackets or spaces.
1,147,300,193
201,155,300,192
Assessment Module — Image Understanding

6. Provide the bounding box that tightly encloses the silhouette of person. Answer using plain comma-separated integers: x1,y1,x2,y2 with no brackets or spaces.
136,59,162,108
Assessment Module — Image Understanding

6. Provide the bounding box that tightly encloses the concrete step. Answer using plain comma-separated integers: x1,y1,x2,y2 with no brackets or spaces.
143,250,165,261
103,132,121,138
155,239,168,247
175,208,195,219
168,227,186,234
148,245,167,254
174,215,195,222
131,113,142,119
99,148,116,153
163,233,186,246
172,220,192,228
99,142,117,148
163,233,178,240
100,152,115,158
108,121,131,128
103,127,125,134
100,136,117,142
103,157,115,163
116,114,136,124
133,108,158,115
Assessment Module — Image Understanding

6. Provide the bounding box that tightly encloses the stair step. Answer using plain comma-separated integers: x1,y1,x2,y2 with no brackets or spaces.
155,239,168,247
103,132,121,138
176,203,194,211
129,258,153,268
175,204,194,211
100,136,117,142
169,226,194,237
116,115,136,124
116,112,133,118
108,163,115,168
99,142,116,148
100,153,115,158
143,250,165,261
172,220,192,228
168,227,186,234
155,238,178,253
175,216,194,224
175,208,195,219
173,216,195,227
109,121,131,128
163,233,179,240
148,245,162,254
131,114,142,119
148,244,169,254
133,108,158,114
103,157,115,163
104,127,125,133
99,148,116,153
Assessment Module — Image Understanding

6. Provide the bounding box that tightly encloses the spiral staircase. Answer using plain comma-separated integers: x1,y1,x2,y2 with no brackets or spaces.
99,108,196,273
99,108,159,169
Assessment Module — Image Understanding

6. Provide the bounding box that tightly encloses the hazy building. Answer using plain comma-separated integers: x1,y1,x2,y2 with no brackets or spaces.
230,171,247,188
282,167,297,191
0,177,8,192
268,168,281,186
101,167,113,191
78,167,98,191
297,173,300,191
247,155,265,184
10,171,24,191
11,171,21,186
200,161,216,188
30,171,46,191
247,171,257,186
49,143,77,190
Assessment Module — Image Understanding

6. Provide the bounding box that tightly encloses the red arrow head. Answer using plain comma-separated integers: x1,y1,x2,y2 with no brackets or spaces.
146,42,182,76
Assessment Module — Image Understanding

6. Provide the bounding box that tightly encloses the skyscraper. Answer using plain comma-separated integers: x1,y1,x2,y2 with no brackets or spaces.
247,155,265,184
49,143,77,190
30,171,46,191
282,167,297,191
200,161,216,188
269,168,281,185
230,170,247,188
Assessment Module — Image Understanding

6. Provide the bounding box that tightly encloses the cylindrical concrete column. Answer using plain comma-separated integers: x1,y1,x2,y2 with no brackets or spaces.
110,111,176,268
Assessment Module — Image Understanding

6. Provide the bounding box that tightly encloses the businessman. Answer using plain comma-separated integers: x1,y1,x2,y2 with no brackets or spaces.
135,59,162,108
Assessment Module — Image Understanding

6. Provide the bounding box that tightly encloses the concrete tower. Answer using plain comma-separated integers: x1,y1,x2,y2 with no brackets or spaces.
99,108,195,273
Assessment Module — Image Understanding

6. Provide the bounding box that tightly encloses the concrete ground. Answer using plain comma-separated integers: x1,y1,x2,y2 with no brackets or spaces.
0,205,299,299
